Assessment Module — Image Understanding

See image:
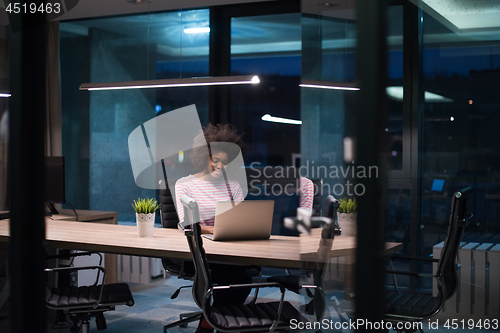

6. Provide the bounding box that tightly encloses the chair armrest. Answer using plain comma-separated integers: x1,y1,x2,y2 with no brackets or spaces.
385,269,420,277
211,282,284,291
46,251,104,285
386,268,438,292
45,265,106,288
44,266,107,310
240,265,263,304
46,251,101,261
390,255,438,263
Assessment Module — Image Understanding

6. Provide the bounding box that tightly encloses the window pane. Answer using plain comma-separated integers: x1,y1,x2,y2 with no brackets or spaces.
60,9,209,222
230,13,301,167
386,5,404,171
421,11,500,253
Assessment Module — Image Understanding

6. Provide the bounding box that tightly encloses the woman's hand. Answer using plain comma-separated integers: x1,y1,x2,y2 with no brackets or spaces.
200,224,214,234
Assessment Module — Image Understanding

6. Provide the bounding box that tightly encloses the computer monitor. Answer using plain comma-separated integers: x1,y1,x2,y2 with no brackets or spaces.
45,156,65,214
431,178,445,192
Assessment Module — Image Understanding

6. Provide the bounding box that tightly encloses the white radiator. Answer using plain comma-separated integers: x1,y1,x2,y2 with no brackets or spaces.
433,242,500,318
116,255,164,284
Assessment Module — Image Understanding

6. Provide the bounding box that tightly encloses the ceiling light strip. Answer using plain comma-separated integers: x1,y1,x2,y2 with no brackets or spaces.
80,75,260,91
0,93,11,98
299,79,359,91
184,27,210,34
262,114,302,125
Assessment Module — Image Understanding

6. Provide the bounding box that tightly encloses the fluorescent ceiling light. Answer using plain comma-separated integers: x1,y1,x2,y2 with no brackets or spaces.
184,27,210,34
261,114,302,125
386,86,453,103
80,75,260,91
299,79,359,91
0,93,11,98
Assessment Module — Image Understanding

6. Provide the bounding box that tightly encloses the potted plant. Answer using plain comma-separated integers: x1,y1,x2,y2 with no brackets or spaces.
132,197,160,237
337,197,357,236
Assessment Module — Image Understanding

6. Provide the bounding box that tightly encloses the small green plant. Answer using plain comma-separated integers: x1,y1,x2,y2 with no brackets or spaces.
338,197,358,214
132,197,160,214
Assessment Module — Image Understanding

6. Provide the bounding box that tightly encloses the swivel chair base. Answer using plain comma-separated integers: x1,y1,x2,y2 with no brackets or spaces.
163,311,202,333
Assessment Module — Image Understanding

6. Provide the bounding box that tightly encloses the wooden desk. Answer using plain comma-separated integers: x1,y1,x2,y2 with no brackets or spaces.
51,209,117,224
0,219,402,269
50,209,118,283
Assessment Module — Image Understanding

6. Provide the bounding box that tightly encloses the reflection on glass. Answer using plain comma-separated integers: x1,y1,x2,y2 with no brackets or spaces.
60,9,210,222
230,13,301,167
386,5,404,171
421,10,500,254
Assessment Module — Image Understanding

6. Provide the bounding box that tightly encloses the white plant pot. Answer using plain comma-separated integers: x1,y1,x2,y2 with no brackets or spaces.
136,212,155,237
337,212,357,236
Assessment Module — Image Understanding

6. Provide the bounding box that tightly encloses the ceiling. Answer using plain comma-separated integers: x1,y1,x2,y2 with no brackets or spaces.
0,0,499,52
0,0,498,31
414,0,500,31
0,0,273,26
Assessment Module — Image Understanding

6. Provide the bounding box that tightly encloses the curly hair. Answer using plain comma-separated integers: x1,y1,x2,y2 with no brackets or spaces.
190,123,245,171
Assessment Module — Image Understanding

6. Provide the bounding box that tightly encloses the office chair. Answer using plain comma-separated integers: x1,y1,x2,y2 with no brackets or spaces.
383,187,473,333
179,194,311,332
45,251,134,333
159,187,202,332
310,179,323,216
267,197,338,323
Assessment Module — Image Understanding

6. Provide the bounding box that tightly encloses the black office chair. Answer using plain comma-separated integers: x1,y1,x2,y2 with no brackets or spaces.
45,251,134,333
267,196,338,322
383,187,473,332
179,194,311,332
159,187,202,332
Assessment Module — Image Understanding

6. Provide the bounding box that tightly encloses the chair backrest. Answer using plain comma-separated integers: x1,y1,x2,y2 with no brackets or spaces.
159,187,179,229
436,187,473,302
180,196,214,313
323,195,341,235
310,179,323,216
159,187,195,279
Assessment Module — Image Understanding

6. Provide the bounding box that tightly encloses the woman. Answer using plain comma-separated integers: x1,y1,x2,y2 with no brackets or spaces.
175,123,251,333
175,123,245,232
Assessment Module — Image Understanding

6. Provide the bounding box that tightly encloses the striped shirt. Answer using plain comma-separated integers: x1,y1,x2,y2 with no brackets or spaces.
298,177,314,213
175,175,244,225
175,175,314,225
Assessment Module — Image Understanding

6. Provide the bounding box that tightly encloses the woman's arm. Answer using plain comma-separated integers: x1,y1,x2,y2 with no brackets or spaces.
299,177,314,213
200,225,214,234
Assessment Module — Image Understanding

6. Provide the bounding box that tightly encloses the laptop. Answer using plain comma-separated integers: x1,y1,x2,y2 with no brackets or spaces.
202,200,274,241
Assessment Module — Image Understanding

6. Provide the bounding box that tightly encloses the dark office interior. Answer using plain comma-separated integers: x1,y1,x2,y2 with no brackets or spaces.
1,0,500,332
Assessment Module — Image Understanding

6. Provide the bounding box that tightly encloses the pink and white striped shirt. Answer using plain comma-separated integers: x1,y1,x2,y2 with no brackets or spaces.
298,177,314,213
175,175,315,225
175,175,244,225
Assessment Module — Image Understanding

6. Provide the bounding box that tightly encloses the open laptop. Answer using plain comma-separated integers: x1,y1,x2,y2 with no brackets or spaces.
202,200,274,241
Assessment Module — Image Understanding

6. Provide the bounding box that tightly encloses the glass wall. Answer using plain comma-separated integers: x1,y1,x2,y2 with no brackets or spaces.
300,12,355,206
0,26,8,213
230,13,301,167
416,1,500,322
60,9,209,222
420,9,500,254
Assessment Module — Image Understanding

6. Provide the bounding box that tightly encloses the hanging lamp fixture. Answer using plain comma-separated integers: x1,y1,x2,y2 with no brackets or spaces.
79,75,260,91
79,2,260,91
299,79,359,91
